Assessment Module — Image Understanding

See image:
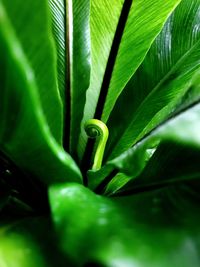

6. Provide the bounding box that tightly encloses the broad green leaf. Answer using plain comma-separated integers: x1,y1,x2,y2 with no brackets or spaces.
103,98,200,193
102,0,182,122
77,0,123,159
78,0,181,159
87,73,200,192
0,2,82,184
118,142,200,196
50,183,200,267
87,143,156,192
50,0,91,155
0,217,71,267
2,0,63,143
106,0,200,160
89,72,200,193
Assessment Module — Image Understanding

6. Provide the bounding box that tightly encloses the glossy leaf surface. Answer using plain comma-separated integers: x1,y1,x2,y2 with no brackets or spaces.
0,2,82,184
49,0,91,155
103,98,200,193
106,0,200,159
2,0,63,143
1,1,200,267
50,183,200,267
90,73,200,192
67,0,91,155
111,101,200,170
77,0,123,159
101,0,182,122
118,142,200,196
78,0,181,159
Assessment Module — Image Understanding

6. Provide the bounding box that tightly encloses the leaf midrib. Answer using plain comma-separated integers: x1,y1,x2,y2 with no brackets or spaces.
81,0,133,176
94,0,133,120
135,39,200,114
112,36,200,155
63,0,73,152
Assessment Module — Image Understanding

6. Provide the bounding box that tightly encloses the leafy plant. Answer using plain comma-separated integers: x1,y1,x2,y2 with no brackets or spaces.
0,0,200,266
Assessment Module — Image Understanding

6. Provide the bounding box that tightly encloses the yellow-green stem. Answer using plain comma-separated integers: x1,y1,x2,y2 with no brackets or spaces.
84,119,109,171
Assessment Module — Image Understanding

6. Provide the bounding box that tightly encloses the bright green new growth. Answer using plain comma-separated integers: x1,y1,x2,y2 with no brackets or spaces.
84,119,109,170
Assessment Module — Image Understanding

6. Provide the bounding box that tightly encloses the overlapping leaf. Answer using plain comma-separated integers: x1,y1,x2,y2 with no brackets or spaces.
110,102,200,175
50,183,200,267
88,72,200,193
0,2,81,184
67,0,91,155
105,99,200,193
1,0,200,266
77,0,124,159
106,0,200,160
49,0,91,155
118,142,200,196
78,0,181,159
2,0,63,143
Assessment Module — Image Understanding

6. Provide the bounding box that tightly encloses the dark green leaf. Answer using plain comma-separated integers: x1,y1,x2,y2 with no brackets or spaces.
106,0,200,159
67,0,91,155
2,0,63,142
0,2,82,184
50,0,91,155
78,0,181,159
96,79,200,193
77,0,124,159
50,183,200,267
49,0,66,100
118,142,200,196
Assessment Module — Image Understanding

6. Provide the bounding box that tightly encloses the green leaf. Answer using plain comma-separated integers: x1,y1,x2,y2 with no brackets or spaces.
0,217,72,267
0,2,82,184
104,172,132,196
50,0,91,155
67,0,91,155
49,183,200,267
78,0,181,159
90,71,200,192
49,0,66,100
77,0,123,159
83,0,124,119
118,142,200,196
101,0,182,122
104,95,200,193
106,0,200,160
2,0,63,143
